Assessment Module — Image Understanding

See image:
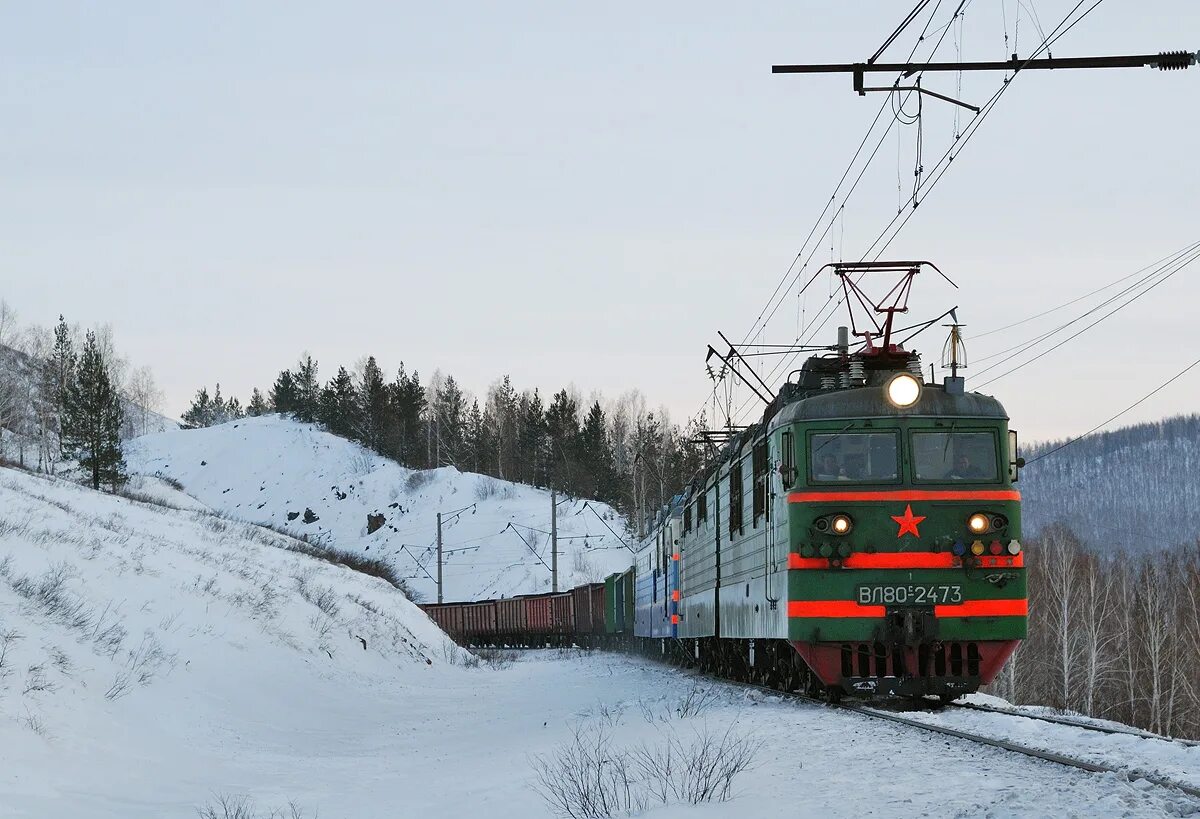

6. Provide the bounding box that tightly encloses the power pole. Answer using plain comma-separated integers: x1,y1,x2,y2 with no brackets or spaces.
551,488,558,593
436,511,443,604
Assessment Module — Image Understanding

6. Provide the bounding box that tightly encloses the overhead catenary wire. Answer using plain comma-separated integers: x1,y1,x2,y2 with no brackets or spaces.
974,244,1200,388
971,241,1200,366
691,0,962,427
724,0,1108,426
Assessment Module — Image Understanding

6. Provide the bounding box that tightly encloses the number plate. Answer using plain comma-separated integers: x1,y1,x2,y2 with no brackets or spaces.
856,584,963,606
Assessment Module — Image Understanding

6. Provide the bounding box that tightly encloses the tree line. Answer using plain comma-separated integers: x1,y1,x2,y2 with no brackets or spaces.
991,526,1200,740
183,353,710,534
0,306,148,490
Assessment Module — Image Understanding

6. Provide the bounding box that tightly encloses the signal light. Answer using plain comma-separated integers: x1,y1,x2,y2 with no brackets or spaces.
1007,540,1022,555
886,373,921,408
967,513,990,535
830,514,853,535
970,540,986,556
819,543,833,557
989,541,1003,555
951,541,966,556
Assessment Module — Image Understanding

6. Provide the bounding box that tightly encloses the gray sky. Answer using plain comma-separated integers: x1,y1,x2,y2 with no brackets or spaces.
2,1,1197,441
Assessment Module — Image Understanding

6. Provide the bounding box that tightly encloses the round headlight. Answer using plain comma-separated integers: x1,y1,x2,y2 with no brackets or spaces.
967,513,991,534
830,514,853,535
886,373,921,408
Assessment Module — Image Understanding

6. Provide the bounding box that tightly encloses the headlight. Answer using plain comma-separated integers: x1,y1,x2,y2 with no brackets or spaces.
967,513,991,534
830,514,853,535
886,373,921,408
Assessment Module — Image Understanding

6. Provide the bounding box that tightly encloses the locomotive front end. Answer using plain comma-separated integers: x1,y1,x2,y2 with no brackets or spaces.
777,375,1026,700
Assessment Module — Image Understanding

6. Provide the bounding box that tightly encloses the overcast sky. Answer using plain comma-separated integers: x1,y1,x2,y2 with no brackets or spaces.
2,1,1197,441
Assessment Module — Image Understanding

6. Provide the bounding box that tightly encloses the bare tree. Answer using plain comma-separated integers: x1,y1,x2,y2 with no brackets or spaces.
123,365,164,438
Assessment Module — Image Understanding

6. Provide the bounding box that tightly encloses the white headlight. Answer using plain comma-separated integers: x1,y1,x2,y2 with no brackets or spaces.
886,373,921,408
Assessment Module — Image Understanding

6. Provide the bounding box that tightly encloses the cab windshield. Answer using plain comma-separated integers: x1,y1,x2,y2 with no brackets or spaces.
912,430,999,482
810,431,899,483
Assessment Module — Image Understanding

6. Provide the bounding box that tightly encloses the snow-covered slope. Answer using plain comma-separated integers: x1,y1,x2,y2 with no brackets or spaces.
125,416,633,602
0,464,465,816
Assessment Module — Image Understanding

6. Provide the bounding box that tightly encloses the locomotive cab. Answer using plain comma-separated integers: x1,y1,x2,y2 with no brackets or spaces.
774,366,1026,699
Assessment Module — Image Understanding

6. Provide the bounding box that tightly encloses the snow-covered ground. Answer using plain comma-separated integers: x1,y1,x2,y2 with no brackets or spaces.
125,416,633,603
2,465,1195,816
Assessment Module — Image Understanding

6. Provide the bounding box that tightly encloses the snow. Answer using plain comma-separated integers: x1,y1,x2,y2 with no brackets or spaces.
124,415,634,602
3,424,1196,816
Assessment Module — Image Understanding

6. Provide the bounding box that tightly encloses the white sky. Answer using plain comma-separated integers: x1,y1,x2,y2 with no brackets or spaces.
2,1,1197,440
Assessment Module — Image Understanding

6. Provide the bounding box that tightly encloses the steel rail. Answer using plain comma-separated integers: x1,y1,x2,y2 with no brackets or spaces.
947,700,1200,748
736,682,1200,800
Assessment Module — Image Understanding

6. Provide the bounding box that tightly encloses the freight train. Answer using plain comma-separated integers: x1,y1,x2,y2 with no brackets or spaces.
422,263,1027,701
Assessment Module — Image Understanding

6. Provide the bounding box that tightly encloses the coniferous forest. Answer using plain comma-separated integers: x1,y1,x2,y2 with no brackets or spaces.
182,352,711,536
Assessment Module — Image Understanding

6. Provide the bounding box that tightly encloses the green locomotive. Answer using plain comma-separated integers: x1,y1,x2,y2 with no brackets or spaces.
670,262,1025,699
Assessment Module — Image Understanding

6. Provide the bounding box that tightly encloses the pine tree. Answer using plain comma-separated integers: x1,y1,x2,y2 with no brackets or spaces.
318,366,360,439
357,356,388,450
545,389,580,491
387,364,426,467
226,396,244,420
61,331,126,491
517,389,547,486
182,387,213,428
578,401,616,501
211,383,228,425
39,315,76,471
465,400,487,474
247,388,270,417
292,355,320,423
269,370,298,415
434,374,468,467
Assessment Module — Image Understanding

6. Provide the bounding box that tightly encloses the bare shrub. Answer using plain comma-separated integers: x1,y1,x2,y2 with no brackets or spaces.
473,647,516,669
0,626,21,680
89,602,127,657
10,562,94,632
474,477,499,501
23,663,56,695
532,723,760,817
531,726,647,819
674,681,720,719
106,632,174,700
117,487,184,511
262,523,417,599
158,474,185,492
196,795,315,819
20,708,47,737
631,724,760,805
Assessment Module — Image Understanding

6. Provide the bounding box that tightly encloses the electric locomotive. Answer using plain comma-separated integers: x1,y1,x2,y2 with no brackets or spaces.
638,261,1026,700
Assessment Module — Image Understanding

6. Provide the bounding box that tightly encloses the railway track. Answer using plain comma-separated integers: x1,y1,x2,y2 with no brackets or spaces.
946,700,1200,748
740,683,1200,801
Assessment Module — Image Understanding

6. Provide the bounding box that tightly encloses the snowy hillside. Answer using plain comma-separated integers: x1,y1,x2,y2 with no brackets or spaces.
125,416,634,602
1020,414,1200,551
0,464,465,816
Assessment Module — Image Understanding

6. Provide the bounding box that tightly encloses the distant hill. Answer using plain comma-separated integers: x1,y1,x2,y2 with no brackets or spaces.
124,415,633,602
1019,414,1200,552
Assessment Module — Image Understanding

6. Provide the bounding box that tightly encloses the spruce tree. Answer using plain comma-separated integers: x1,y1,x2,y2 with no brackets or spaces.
40,315,76,470
578,401,616,501
211,383,227,425
247,388,270,417
61,331,126,491
318,366,359,438
388,364,426,467
292,355,320,423
545,389,580,491
269,370,298,415
357,356,388,450
182,386,213,428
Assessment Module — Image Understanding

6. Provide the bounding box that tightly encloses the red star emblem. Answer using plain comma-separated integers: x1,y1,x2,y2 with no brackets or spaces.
892,504,926,538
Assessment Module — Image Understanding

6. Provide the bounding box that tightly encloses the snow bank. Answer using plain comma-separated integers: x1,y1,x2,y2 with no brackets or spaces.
0,464,467,815
125,416,633,602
